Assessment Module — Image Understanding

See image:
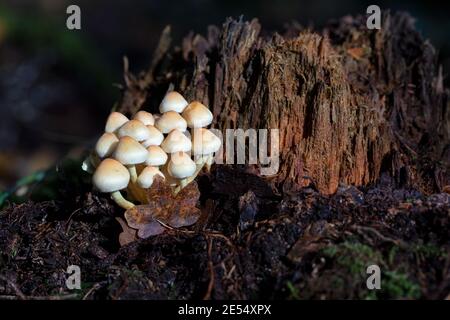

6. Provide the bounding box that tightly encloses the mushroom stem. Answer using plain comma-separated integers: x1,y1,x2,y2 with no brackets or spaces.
205,154,213,172
173,157,207,194
127,165,138,183
179,178,188,189
111,191,135,210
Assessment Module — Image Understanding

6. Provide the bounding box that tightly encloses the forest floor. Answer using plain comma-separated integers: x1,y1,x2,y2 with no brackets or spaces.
0,160,448,300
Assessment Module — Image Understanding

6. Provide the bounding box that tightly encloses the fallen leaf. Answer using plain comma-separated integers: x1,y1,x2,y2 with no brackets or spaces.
124,176,201,239
116,217,137,246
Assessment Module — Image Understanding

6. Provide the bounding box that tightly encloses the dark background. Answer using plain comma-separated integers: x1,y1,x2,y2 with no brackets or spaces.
0,0,449,189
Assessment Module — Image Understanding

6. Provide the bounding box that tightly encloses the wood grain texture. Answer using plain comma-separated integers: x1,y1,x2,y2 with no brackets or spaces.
117,12,449,195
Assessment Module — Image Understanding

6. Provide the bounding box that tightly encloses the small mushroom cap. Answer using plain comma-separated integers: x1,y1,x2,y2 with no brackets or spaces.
118,120,151,141
182,101,213,128
113,136,148,165
159,91,189,113
133,111,155,126
141,125,164,147
137,166,165,189
95,132,119,158
192,128,222,155
93,158,130,193
155,111,187,134
168,152,196,179
161,129,192,153
146,145,168,166
105,112,129,133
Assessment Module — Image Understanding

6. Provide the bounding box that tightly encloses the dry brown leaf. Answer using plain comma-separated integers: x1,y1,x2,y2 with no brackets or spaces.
116,217,137,246
123,176,201,240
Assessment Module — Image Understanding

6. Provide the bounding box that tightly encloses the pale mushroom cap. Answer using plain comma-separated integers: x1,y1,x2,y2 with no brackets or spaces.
159,91,189,113
167,152,196,179
182,101,213,128
93,158,130,193
155,111,187,133
117,120,151,141
137,166,165,189
141,125,164,147
113,136,148,165
161,129,192,154
146,145,168,166
133,111,155,126
192,128,222,155
95,132,119,158
105,112,129,133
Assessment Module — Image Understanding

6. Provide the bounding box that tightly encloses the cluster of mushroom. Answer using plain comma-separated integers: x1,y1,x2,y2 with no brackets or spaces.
90,91,221,209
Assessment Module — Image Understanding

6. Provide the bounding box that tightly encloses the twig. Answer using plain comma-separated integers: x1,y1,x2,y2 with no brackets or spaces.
352,225,406,247
155,219,235,250
82,282,104,300
203,237,215,300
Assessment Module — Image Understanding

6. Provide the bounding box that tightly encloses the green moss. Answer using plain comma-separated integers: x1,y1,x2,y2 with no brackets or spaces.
322,245,338,257
319,241,422,299
323,242,383,276
412,243,446,258
388,246,399,265
382,271,421,299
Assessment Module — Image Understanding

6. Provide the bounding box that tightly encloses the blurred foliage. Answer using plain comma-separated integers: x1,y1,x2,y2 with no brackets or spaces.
0,170,46,208
0,4,116,103
0,158,91,209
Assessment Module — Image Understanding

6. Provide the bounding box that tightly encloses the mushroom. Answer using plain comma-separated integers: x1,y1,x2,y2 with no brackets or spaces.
167,152,197,189
105,112,129,133
133,111,155,126
141,125,164,148
159,91,189,113
136,166,165,189
160,129,192,154
155,111,187,134
182,101,213,128
92,158,134,209
117,119,151,141
192,128,221,170
113,136,148,182
95,132,119,158
146,145,168,166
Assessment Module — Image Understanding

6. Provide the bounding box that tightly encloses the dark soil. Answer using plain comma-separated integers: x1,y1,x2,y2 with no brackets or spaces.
0,162,448,300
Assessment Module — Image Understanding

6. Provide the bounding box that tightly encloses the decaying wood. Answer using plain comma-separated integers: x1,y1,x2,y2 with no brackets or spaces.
117,12,449,195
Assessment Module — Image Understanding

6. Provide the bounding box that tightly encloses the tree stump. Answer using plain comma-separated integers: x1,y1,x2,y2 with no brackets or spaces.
117,12,449,195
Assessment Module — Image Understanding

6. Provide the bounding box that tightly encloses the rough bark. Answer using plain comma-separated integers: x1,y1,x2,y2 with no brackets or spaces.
117,12,449,195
